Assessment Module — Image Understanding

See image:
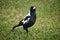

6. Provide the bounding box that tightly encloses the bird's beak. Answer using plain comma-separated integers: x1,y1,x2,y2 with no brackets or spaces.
33,7,36,9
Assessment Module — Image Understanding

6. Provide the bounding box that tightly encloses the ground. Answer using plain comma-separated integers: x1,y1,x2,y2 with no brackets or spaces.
0,0,60,40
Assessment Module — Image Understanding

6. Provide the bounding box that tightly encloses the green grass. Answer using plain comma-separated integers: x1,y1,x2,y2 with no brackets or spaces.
0,0,60,40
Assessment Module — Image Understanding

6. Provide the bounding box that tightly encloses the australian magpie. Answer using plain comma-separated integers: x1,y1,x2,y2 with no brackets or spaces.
12,6,36,33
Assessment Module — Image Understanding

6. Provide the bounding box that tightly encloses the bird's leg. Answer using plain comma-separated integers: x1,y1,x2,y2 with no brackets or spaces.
25,28,28,33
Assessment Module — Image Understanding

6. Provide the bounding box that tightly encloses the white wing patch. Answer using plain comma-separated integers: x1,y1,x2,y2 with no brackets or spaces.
22,18,30,24
22,12,31,24
24,12,30,18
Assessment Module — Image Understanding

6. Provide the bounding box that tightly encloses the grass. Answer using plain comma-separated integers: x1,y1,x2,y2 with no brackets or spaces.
0,0,60,40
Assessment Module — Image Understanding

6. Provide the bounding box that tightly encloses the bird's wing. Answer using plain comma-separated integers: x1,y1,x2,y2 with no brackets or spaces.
22,16,30,24
23,12,30,19
21,12,31,24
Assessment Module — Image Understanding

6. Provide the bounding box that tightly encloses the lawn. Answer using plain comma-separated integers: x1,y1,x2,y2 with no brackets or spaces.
0,0,60,40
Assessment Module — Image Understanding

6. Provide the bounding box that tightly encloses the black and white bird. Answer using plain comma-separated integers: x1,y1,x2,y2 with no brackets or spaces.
12,6,36,33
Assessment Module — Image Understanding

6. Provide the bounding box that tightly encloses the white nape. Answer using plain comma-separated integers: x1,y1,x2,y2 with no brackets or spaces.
33,6,36,9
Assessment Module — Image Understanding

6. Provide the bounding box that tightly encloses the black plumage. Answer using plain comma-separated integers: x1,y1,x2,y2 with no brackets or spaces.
12,6,36,33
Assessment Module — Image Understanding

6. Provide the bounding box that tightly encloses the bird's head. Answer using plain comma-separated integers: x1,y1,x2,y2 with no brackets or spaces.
30,6,36,12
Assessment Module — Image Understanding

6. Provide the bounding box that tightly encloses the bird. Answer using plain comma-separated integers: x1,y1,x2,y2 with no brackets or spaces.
12,6,36,33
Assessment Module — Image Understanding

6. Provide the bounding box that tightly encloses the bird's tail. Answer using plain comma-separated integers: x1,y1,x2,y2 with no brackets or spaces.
12,21,23,30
